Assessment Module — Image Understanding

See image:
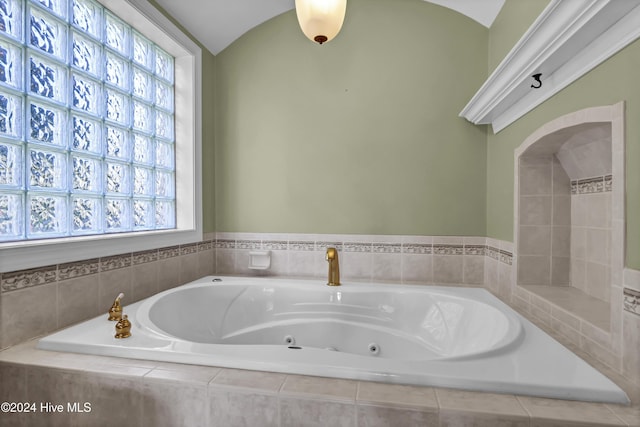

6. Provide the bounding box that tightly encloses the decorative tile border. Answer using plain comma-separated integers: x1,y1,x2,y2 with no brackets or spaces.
1,240,215,294
433,245,464,256
570,175,612,194
1,265,57,292
179,242,199,256
100,254,132,272
58,258,100,280
218,234,513,266
402,244,432,254
623,287,640,316
158,245,181,259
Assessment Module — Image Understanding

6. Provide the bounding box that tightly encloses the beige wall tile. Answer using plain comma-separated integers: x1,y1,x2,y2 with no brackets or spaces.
1,283,57,348
341,251,372,281
520,163,552,195
179,253,199,285
280,397,355,427
520,196,552,226
157,256,180,291
518,256,550,285
433,255,463,284
402,253,433,284
143,379,209,427
372,253,401,283
517,396,623,427
211,368,285,393
57,275,100,329
99,267,132,313
281,375,357,401
622,312,640,385
464,255,485,285
358,404,438,427
210,390,279,427
131,261,159,302
357,381,437,410
519,226,551,256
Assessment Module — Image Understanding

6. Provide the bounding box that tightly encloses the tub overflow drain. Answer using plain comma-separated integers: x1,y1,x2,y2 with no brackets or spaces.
368,343,380,355
284,335,295,346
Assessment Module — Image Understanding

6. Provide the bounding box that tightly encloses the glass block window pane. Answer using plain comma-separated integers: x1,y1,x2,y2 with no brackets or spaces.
0,142,21,186
0,192,22,240
29,100,65,145
104,197,129,231
34,0,66,19
105,88,128,124
105,125,128,159
132,133,152,165
71,195,100,233
72,73,100,114
28,147,66,189
1,0,176,242
154,47,172,83
133,198,152,229
154,80,172,112
72,114,100,153
30,6,66,60
133,166,152,196
28,193,66,236
0,91,22,139
0,0,23,41
105,161,129,194
155,110,172,140
105,13,128,56
72,32,100,77
72,155,100,192
0,40,22,90
132,67,152,101
132,100,152,134
155,200,174,229
29,54,66,103
155,170,173,198
155,141,173,169
132,32,152,70
104,51,127,90
72,0,100,40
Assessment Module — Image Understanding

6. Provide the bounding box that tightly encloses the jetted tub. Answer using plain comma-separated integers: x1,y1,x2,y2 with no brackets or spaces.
38,276,630,404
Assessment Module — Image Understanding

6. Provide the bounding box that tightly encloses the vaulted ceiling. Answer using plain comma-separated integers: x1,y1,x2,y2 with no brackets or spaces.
154,0,505,55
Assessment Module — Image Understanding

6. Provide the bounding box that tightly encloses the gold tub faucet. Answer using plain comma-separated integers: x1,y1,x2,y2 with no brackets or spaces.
326,247,341,286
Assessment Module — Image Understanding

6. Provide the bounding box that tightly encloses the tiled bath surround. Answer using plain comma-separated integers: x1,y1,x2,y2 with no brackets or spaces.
1,340,638,427
214,233,505,286
0,230,639,425
0,233,216,349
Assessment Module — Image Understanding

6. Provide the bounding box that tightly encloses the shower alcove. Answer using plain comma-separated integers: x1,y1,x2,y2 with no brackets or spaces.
514,103,625,339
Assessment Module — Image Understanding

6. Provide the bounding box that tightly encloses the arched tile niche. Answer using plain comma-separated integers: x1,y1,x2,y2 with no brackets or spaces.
513,102,625,358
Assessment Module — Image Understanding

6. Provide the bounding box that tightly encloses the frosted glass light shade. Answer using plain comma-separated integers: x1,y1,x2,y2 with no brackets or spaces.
295,0,347,45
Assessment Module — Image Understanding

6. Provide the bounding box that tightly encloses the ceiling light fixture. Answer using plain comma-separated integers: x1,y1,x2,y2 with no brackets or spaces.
295,0,347,45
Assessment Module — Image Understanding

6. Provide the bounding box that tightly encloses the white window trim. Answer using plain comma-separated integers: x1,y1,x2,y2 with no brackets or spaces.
0,0,203,272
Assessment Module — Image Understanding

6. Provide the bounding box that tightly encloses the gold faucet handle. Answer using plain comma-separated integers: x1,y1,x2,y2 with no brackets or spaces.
108,292,124,321
114,314,132,339
326,247,337,261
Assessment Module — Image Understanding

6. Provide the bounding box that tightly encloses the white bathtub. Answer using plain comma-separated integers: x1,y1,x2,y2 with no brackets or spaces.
38,276,629,404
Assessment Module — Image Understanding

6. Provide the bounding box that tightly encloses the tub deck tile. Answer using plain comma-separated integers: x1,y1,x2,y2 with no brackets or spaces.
356,381,438,411
280,374,358,402
211,367,286,393
517,396,626,426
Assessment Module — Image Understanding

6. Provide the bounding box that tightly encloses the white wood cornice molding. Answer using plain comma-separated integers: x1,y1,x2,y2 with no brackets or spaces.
460,0,640,133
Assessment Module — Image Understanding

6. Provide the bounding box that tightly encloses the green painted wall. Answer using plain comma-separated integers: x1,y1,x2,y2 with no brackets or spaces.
486,0,640,269
214,0,488,235
149,1,216,233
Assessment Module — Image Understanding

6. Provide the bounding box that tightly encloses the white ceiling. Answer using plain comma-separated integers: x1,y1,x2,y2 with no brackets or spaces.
154,0,505,55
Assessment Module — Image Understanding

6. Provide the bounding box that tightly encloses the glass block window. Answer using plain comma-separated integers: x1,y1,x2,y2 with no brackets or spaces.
0,0,175,242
